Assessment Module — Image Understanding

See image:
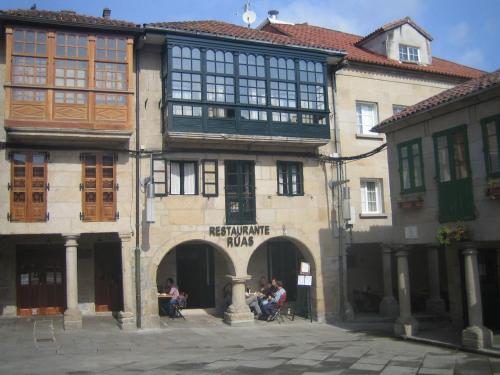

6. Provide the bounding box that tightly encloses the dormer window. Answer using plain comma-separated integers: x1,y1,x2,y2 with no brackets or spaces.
399,44,420,63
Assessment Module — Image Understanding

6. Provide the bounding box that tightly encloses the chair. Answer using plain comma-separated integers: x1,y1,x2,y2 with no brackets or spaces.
171,293,188,320
267,292,286,323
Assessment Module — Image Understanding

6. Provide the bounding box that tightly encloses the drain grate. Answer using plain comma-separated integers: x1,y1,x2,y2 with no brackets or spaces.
33,320,57,349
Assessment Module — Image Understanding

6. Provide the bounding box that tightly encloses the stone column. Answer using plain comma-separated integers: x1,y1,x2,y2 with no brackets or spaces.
224,275,254,326
394,248,418,336
461,243,493,349
63,234,82,330
117,233,135,330
425,246,446,315
379,244,399,318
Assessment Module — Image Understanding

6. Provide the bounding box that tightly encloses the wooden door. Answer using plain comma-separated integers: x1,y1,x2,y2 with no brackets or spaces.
433,126,474,222
176,245,214,308
16,245,66,316
94,243,123,312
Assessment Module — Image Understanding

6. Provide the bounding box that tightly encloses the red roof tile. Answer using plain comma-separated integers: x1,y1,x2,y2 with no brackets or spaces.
146,20,345,54
374,69,500,132
261,22,484,80
356,16,433,45
0,9,139,30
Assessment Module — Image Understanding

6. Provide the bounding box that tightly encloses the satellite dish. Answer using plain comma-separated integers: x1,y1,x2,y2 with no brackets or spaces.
242,2,256,27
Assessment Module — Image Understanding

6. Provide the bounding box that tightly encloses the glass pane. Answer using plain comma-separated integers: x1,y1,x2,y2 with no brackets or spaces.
453,131,468,179
402,158,411,190
437,136,451,182
487,122,500,173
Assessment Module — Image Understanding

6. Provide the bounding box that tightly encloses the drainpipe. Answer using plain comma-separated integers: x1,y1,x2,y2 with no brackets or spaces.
134,41,142,328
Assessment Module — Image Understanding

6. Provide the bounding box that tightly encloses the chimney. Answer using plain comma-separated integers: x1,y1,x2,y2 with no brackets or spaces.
102,7,111,19
268,10,279,21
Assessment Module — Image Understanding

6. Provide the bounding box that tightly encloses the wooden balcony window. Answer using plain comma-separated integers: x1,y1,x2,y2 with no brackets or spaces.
5,27,133,133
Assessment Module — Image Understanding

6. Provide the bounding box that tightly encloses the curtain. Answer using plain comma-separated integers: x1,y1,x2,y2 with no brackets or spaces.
170,162,180,194
184,162,196,194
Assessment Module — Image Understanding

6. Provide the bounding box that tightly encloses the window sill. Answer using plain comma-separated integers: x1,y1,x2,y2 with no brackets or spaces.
355,133,384,141
359,213,388,219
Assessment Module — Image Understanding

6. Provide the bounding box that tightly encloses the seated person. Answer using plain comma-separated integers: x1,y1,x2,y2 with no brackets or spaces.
259,278,278,309
261,280,286,319
159,277,180,317
245,285,262,317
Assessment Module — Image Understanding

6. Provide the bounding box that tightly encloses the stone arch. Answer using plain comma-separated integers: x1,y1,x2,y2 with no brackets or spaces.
149,236,237,285
245,235,318,276
245,235,320,318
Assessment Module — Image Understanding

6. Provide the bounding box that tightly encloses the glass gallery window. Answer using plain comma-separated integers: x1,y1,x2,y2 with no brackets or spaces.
299,60,325,110
270,57,296,108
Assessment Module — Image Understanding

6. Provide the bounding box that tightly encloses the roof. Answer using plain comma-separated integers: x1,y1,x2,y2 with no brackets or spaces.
373,69,500,132
260,22,484,80
0,9,140,32
356,16,433,45
145,20,345,55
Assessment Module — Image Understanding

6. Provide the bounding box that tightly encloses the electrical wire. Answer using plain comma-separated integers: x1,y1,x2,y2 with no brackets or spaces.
319,143,387,163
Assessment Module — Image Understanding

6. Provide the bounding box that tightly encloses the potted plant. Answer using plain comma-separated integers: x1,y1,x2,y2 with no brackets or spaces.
436,223,470,246
486,179,500,200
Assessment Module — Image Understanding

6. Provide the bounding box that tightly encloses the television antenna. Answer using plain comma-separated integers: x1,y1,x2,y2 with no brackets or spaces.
241,1,256,28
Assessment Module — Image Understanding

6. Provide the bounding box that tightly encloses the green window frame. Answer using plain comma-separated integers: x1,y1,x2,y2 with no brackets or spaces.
152,157,168,197
481,114,500,178
224,160,256,225
202,159,218,197
277,161,304,196
397,138,425,194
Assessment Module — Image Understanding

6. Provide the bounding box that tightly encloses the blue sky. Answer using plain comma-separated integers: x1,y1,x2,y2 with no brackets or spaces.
3,0,499,71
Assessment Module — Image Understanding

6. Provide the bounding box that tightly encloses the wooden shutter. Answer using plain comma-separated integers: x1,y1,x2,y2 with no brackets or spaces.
101,154,116,221
82,153,98,221
10,153,28,221
10,152,47,222
82,153,116,221
29,153,47,221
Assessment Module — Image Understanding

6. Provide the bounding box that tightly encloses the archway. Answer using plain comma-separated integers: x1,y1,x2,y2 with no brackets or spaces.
155,240,236,316
246,236,316,318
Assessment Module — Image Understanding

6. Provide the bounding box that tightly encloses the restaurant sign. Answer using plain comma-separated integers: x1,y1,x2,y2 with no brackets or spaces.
209,225,270,247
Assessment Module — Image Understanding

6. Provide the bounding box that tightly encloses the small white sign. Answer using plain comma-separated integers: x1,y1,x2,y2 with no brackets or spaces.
404,225,418,239
298,275,313,286
300,261,311,274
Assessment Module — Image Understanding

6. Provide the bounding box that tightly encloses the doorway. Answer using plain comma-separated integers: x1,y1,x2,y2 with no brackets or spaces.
176,244,215,308
224,160,255,224
94,242,123,312
478,249,500,330
16,245,66,316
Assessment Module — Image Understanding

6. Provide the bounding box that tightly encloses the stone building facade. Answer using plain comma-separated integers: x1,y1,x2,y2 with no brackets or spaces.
374,70,500,349
0,8,486,330
0,9,140,329
260,15,484,318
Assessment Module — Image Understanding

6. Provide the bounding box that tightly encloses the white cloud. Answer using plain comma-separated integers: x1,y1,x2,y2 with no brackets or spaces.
457,48,485,67
448,21,469,46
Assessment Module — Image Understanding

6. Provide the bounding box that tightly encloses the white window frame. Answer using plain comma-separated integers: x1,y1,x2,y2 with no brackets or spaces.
360,178,384,214
399,44,420,63
355,101,379,135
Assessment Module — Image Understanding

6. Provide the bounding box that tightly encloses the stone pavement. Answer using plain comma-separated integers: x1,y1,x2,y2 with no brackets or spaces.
1,315,500,375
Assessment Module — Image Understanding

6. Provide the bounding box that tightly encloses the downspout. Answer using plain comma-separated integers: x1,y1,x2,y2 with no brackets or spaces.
134,41,142,328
